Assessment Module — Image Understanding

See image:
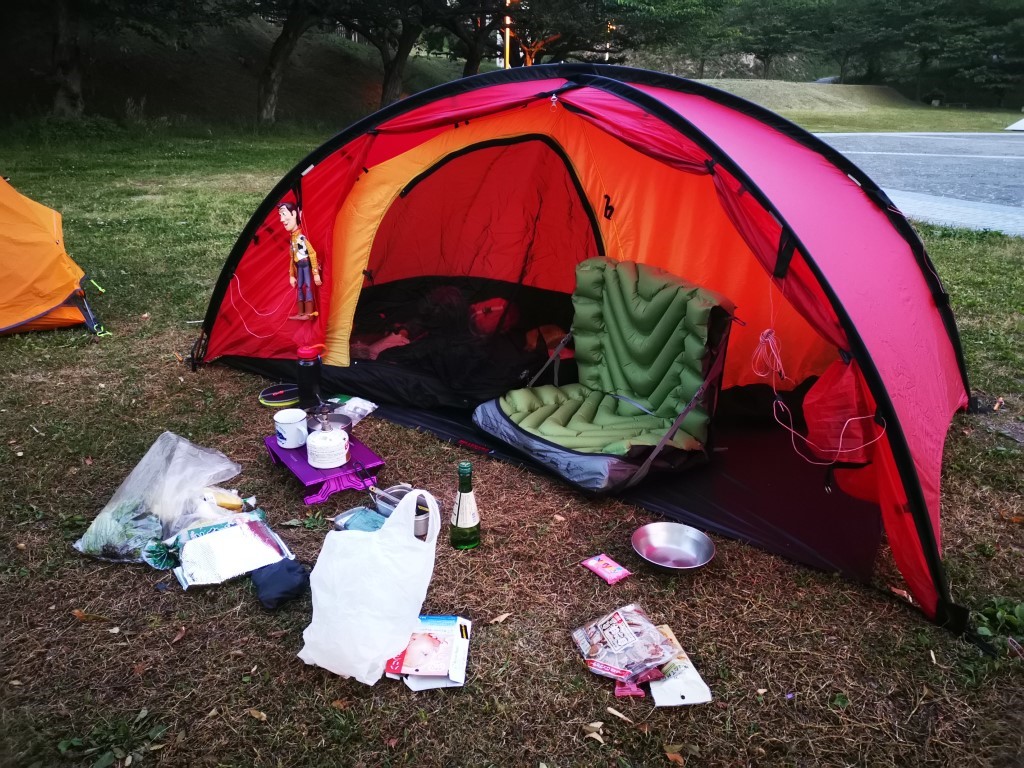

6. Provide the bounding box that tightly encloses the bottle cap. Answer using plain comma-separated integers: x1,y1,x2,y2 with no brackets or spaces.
297,343,325,360
458,460,472,475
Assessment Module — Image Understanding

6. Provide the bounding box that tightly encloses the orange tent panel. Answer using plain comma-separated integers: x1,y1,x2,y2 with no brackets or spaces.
0,177,88,334
325,104,834,386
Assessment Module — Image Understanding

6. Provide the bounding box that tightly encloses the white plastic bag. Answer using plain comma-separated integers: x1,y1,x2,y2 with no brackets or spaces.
298,489,441,685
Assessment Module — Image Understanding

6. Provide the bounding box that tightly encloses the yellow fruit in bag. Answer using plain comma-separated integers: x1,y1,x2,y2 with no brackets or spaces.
204,487,243,511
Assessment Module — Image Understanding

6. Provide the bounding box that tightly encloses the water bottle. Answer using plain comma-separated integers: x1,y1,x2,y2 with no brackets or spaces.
296,344,325,410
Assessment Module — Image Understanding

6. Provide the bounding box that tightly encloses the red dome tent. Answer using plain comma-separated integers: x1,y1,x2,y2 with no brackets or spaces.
196,65,971,630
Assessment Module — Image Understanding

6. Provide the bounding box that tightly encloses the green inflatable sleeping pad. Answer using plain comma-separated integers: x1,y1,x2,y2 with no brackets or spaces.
497,258,735,456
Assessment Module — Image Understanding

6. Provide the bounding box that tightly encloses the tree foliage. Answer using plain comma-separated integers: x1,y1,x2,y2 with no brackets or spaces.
47,0,237,117
505,0,611,65
624,0,1023,104
725,0,819,79
423,0,505,77
43,0,1024,121
827,0,1024,104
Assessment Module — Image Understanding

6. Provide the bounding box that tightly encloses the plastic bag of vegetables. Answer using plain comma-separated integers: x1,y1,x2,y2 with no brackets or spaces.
73,498,162,563
74,432,241,564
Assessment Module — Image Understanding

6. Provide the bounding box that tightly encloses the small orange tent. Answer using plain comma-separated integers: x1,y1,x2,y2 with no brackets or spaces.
0,177,101,335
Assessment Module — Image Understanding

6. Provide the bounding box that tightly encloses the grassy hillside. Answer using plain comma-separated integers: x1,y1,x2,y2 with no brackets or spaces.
700,80,1018,132
700,79,913,110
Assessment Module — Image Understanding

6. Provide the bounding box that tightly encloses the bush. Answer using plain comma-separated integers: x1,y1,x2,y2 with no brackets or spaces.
14,115,126,143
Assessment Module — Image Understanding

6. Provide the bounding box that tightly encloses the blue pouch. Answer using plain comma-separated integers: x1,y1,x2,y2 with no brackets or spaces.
251,559,309,611
334,505,387,532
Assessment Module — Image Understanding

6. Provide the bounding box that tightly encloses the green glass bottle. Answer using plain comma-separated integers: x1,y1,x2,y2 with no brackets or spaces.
450,461,481,550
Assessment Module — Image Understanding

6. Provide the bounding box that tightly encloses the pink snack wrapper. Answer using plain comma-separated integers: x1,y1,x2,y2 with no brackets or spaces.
581,553,631,585
615,679,646,698
635,666,666,685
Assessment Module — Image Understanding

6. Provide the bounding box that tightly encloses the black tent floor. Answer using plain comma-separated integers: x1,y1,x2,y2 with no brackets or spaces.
376,404,883,582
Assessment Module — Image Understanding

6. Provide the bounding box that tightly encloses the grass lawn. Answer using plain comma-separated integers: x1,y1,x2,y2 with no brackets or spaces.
698,79,1020,132
783,107,1021,133
0,125,1022,767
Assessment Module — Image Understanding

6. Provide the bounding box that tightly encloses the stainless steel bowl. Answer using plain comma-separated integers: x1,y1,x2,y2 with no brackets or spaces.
631,522,715,570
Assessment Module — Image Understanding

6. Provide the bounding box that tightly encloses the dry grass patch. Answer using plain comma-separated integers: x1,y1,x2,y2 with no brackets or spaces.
2,348,1022,766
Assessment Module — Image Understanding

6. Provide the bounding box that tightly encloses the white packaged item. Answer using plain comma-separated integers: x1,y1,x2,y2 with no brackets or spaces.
171,516,292,590
385,615,472,690
649,625,713,706
328,396,378,426
306,427,349,468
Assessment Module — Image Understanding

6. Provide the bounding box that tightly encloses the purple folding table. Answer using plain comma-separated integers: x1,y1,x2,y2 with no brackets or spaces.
264,435,385,505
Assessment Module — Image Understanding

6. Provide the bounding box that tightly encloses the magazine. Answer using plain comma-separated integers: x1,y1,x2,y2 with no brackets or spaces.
385,615,472,690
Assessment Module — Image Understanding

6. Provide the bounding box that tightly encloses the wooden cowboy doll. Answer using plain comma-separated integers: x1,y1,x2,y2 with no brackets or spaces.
279,201,321,320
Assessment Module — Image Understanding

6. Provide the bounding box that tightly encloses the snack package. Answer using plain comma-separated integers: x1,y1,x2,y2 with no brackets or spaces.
571,603,679,682
203,486,243,511
649,625,713,707
614,679,646,698
326,396,378,427
581,553,631,585
635,666,665,684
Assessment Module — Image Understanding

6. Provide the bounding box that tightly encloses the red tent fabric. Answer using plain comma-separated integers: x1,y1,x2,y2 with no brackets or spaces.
199,66,970,629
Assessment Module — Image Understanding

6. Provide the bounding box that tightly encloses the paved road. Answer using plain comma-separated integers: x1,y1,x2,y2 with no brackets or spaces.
815,132,1024,236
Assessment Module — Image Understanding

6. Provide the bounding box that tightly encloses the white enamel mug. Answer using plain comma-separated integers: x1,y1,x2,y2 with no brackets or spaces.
274,408,308,448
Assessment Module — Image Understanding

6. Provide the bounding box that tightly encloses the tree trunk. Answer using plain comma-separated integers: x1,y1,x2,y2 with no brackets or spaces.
864,56,880,83
378,21,422,108
380,58,403,106
696,58,706,79
839,53,849,84
914,51,930,102
447,18,490,78
760,55,772,79
516,33,560,68
462,47,483,77
257,1,317,125
52,0,84,117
